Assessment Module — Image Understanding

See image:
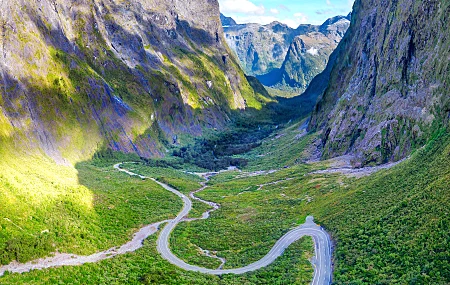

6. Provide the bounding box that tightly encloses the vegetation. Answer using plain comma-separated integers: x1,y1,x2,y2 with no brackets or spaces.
308,130,450,284
0,152,181,266
0,235,313,285
170,121,279,171
169,127,450,284
264,86,300,98
239,120,318,171
169,163,337,269
1,109,449,284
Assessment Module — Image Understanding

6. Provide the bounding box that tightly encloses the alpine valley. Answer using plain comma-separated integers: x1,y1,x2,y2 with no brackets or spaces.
0,0,448,285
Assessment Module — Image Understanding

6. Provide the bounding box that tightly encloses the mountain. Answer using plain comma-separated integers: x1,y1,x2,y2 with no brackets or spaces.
308,0,450,166
223,16,350,94
0,0,270,165
220,13,237,26
223,21,302,76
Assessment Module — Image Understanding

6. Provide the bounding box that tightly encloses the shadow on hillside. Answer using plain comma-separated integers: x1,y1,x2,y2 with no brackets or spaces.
3,1,322,164
0,0,324,271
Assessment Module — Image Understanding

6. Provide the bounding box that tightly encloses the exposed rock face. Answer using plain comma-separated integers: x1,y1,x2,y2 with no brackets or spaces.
220,13,236,26
223,16,350,93
309,0,450,166
223,21,302,76
0,0,268,163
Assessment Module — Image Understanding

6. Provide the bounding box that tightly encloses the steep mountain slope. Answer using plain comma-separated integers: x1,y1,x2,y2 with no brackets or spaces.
223,21,306,76
220,13,237,26
309,0,450,166
0,0,272,267
222,16,350,94
258,16,350,93
0,0,270,165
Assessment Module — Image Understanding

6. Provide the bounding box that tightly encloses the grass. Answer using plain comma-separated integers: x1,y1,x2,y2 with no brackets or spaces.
0,153,182,265
305,130,450,284
169,163,341,269
264,86,301,98
125,163,204,195
150,126,450,284
0,128,321,283
0,235,313,285
239,120,319,171
1,118,449,284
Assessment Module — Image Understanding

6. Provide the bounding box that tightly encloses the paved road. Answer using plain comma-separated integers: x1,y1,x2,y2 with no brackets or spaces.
0,163,333,284
129,165,333,283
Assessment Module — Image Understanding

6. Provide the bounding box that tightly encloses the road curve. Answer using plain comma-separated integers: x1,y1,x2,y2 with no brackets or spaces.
0,163,333,284
116,163,333,284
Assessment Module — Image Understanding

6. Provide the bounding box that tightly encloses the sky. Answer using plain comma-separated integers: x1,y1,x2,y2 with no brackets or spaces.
218,0,355,27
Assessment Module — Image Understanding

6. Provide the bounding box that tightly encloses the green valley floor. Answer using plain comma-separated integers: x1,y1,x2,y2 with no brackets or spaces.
0,121,449,284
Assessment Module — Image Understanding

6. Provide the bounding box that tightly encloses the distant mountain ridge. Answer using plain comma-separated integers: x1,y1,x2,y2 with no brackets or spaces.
221,14,350,94
220,13,237,26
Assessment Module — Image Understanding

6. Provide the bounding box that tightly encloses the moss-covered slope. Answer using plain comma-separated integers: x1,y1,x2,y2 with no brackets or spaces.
0,0,271,164
309,0,450,166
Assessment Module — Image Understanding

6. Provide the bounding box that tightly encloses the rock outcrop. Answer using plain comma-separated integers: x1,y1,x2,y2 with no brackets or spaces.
0,0,269,164
220,13,237,26
309,0,450,166
223,15,350,94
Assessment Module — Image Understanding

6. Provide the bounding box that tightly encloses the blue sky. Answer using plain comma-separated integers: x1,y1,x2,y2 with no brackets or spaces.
219,0,355,27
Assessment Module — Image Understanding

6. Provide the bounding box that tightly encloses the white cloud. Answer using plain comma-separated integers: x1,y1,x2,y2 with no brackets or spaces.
231,15,278,25
218,1,322,28
219,0,265,15
348,0,355,8
231,14,309,28
278,4,290,12
293,12,309,24
282,19,303,28
270,8,279,15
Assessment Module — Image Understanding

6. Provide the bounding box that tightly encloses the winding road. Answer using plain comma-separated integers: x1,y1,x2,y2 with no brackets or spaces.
0,163,333,285
116,163,333,284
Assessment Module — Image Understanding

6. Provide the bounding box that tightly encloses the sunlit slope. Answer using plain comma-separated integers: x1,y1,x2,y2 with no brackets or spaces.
0,0,273,166
0,0,274,266
0,149,182,265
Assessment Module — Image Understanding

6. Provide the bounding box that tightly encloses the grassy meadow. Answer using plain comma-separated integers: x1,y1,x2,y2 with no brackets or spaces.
1,121,449,284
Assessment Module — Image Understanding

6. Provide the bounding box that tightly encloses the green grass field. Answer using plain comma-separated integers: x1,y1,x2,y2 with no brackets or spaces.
0,153,181,266
1,122,449,284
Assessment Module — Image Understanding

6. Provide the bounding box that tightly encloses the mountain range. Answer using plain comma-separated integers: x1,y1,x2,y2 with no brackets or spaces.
307,0,450,166
222,14,351,95
0,0,449,284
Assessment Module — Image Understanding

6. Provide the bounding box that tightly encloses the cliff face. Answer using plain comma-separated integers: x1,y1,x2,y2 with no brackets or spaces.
223,21,304,76
309,0,450,166
0,0,268,164
222,16,350,94
220,13,237,26
258,16,350,93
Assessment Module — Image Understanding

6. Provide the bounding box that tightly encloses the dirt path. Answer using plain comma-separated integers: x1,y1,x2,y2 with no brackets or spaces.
311,156,408,178
0,221,165,276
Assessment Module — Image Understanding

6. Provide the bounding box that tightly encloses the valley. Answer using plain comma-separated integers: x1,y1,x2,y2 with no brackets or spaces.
0,0,449,284
222,14,350,96
1,119,448,284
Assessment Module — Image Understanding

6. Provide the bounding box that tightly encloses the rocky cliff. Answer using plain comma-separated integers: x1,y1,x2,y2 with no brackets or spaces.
223,21,303,76
220,13,237,26
309,0,450,166
0,0,269,164
222,16,350,94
